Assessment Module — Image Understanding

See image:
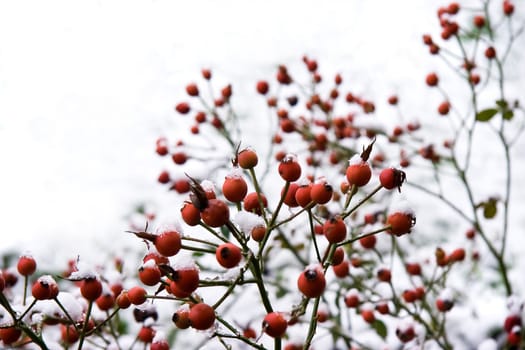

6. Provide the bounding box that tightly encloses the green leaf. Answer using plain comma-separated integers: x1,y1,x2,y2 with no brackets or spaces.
496,99,508,109
483,199,498,219
372,319,388,339
476,108,498,122
503,110,514,120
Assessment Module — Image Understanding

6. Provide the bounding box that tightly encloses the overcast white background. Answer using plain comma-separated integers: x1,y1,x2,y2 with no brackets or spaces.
1,1,523,268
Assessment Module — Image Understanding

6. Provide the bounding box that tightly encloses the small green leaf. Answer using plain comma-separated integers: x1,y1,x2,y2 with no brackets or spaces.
496,99,508,109
503,110,514,120
372,319,388,339
476,108,498,122
483,199,497,219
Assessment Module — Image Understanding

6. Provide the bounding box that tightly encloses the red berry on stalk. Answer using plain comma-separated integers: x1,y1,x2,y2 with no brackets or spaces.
138,326,156,343
171,267,200,294
222,174,248,203
32,276,56,300
346,160,371,187
173,308,191,329
377,268,392,282
139,262,162,286
473,15,485,28
406,263,422,276
388,95,398,105
282,182,299,207
359,234,376,249
332,260,350,278
171,152,187,165
186,83,199,97
154,230,182,257
175,102,190,114
503,1,514,16
157,170,170,184
344,291,360,308
201,68,212,80
216,243,242,268
80,277,103,301
438,101,450,115
256,80,269,95
201,199,230,227
128,286,147,305
387,211,415,236
278,154,302,182
61,324,80,344
447,2,460,14
361,309,375,323
426,72,439,86
116,291,132,309
436,298,454,312
297,266,326,298
181,202,201,226
189,303,216,330
172,179,191,193
323,216,347,243
263,312,288,338
17,255,37,276
0,327,22,345
237,149,258,169
151,340,170,350
379,168,406,190
295,183,312,208
310,180,333,204
96,292,115,311
485,46,496,59
243,192,268,216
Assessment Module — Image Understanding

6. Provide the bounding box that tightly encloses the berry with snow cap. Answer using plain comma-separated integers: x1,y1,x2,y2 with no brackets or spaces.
278,154,302,182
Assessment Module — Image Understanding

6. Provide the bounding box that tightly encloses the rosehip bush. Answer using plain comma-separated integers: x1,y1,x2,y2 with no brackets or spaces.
1,1,524,349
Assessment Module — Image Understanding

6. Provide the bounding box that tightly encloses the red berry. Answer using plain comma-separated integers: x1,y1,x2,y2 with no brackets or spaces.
96,292,115,311
310,181,333,204
171,267,200,294
361,309,375,323
426,72,439,86
332,260,350,278
402,289,418,303
200,199,230,227
222,174,248,203
376,302,390,315
61,324,80,344
330,247,345,266
201,68,212,80
243,192,268,216
263,312,288,338
158,170,170,184
388,95,398,105
32,276,56,300
173,308,191,329
297,266,326,298
449,248,466,262
379,167,406,190
377,268,391,282
323,217,347,243
405,263,422,276
181,202,201,226
172,152,187,165
282,182,299,207
216,243,242,268
0,327,22,345
504,314,522,333
116,291,131,309
238,149,258,169
138,326,156,343
278,155,302,182
17,255,37,276
295,183,313,208
139,263,162,286
186,83,199,97
128,286,147,305
151,340,170,350
473,15,485,28
485,46,496,59
80,277,103,301
359,234,376,249
503,1,514,16
172,179,191,193
189,303,216,330
344,291,360,308
447,2,460,14
175,102,190,114
436,298,454,312
346,161,372,187
387,211,415,236
438,101,450,115
256,80,269,95
154,230,182,257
